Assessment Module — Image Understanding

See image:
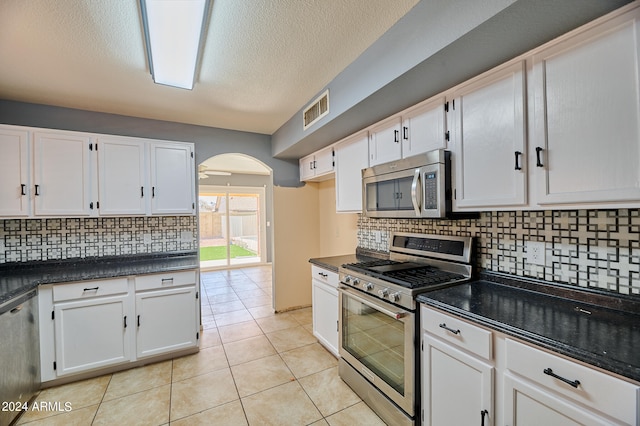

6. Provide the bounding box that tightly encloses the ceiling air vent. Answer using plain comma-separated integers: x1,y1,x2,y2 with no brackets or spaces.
303,90,329,130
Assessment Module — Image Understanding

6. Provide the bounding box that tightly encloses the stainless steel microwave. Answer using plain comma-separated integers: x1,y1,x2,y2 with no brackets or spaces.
362,150,453,218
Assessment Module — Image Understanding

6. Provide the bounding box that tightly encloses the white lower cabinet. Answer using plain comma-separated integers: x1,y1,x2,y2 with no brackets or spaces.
503,372,620,426
311,265,339,356
39,269,199,384
135,286,199,359
53,291,131,377
421,307,494,426
421,306,640,426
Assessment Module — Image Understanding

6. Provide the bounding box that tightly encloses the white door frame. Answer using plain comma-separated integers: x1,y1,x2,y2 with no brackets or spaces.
199,185,267,269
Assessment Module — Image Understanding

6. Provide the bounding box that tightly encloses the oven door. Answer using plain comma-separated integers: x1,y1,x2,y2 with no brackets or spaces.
338,286,415,416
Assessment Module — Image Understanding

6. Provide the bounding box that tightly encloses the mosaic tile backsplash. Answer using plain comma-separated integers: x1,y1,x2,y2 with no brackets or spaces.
0,216,197,263
358,209,640,296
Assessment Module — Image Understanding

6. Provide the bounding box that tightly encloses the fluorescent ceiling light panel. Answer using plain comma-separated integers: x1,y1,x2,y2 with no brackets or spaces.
141,0,208,90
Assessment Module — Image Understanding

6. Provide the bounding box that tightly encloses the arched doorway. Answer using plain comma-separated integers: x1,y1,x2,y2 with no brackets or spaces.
197,154,273,270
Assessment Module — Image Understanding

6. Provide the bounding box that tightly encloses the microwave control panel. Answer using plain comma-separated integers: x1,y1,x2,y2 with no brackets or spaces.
424,171,438,210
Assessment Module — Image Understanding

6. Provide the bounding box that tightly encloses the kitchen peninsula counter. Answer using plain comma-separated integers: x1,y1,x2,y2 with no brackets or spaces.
417,271,640,383
0,252,199,304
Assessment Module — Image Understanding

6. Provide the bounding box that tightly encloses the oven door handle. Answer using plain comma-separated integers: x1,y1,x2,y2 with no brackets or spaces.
339,286,409,320
410,168,421,216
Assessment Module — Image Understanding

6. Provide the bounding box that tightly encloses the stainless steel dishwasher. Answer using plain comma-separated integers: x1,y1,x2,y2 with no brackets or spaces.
0,289,40,426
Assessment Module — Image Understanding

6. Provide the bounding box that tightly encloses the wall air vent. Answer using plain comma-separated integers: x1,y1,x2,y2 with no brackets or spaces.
303,90,329,130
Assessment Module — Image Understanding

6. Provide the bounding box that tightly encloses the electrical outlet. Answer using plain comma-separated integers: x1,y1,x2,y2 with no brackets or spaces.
525,241,546,266
374,230,382,244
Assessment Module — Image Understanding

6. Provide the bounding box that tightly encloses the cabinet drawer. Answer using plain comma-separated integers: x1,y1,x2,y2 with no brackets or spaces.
311,265,339,288
421,306,492,360
135,270,196,291
53,278,129,302
506,339,639,425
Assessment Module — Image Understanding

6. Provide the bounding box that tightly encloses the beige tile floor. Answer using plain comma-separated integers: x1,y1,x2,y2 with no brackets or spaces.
17,265,386,426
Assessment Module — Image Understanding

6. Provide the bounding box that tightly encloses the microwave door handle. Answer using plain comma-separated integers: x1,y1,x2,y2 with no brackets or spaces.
411,169,421,216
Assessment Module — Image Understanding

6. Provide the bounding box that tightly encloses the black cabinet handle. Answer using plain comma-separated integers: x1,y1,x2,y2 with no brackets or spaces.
83,287,99,292
152,186,155,198
141,186,144,197
35,184,40,196
403,126,408,140
543,368,580,388
137,315,141,327
318,272,328,278
124,316,127,328
439,323,460,335
21,184,26,196
514,151,522,170
90,202,94,210
394,130,399,143
536,147,544,167
481,409,488,426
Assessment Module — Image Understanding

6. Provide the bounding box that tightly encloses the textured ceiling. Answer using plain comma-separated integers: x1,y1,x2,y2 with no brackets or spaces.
0,0,419,135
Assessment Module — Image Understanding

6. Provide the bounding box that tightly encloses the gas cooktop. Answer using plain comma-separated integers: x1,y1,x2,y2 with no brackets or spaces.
341,260,465,289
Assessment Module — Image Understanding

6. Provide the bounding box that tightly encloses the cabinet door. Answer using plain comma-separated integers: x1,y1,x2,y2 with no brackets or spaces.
533,8,640,205
135,286,198,358
449,61,527,210
97,137,147,215
422,334,493,426
0,127,30,216
299,154,316,181
503,373,618,426
312,278,338,357
402,97,446,158
313,146,335,176
335,131,368,212
369,116,402,166
150,142,195,215
54,295,130,376
33,132,94,216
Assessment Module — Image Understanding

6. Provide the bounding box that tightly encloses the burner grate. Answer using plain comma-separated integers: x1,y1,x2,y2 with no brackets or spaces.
342,260,464,289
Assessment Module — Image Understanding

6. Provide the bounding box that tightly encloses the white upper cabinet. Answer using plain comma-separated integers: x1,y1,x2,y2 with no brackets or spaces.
532,6,640,206
97,137,147,216
300,145,334,182
0,126,30,216
33,131,96,216
368,116,402,166
449,61,527,210
401,96,447,158
0,126,196,218
150,141,195,215
335,131,369,212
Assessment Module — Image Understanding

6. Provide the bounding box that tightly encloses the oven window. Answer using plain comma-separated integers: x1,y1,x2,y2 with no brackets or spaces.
342,295,405,395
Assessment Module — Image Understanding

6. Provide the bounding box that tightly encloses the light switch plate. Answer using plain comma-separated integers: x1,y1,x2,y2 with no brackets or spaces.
525,241,546,266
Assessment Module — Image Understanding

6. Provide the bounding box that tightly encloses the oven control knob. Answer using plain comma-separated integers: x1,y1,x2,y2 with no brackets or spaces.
344,275,352,283
352,278,361,285
363,282,374,291
390,292,401,302
378,288,390,298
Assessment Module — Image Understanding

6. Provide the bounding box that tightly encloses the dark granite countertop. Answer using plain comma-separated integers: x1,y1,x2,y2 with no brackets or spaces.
309,248,386,272
417,272,640,383
0,252,199,305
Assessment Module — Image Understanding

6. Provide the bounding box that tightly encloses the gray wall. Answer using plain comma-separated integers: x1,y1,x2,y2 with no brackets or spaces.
272,0,632,159
0,99,301,187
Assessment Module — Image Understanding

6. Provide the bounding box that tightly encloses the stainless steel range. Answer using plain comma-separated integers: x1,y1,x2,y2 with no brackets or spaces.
338,232,474,426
